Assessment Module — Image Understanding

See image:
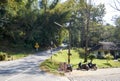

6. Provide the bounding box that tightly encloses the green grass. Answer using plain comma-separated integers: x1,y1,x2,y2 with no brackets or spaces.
50,50,83,68
52,50,82,63
0,51,30,61
40,59,65,75
40,49,120,74
93,59,120,68
10,53,30,60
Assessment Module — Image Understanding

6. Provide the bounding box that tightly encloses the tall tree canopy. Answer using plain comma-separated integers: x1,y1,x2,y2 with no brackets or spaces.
0,0,118,53
0,0,72,49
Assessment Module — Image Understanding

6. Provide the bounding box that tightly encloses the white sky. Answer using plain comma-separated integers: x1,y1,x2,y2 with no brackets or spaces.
95,0,120,25
61,0,120,25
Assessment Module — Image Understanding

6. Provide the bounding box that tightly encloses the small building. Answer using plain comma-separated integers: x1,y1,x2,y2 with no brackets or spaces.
90,42,120,59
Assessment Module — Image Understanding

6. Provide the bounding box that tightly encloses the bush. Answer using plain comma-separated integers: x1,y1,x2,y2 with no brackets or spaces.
0,52,7,61
104,53,114,63
118,58,120,62
74,48,85,58
88,54,96,63
40,59,59,72
78,48,85,58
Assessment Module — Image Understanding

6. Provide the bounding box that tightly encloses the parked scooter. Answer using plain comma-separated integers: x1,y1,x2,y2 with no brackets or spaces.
77,62,97,71
88,62,97,70
78,62,89,71
67,64,72,72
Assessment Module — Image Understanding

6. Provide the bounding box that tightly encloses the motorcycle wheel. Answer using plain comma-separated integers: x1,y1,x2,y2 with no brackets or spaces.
93,66,97,70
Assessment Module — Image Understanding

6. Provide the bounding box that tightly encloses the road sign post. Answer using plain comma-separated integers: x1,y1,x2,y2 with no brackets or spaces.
34,42,39,51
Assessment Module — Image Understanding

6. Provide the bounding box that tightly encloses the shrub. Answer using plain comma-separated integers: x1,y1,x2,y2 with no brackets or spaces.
118,58,120,62
40,59,59,72
53,44,57,48
78,48,85,58
0,52,7,61
104,53,114,63
72,47,77,50
88,54,96,63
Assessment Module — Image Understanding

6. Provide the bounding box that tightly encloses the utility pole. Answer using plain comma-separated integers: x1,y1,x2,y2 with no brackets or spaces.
50,41,53,61
68,20,71,64
84,0,91,62
54,22,71,64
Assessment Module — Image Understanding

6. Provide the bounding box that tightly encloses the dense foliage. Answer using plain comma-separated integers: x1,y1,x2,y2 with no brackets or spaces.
0,0,71,50
0,0,119,52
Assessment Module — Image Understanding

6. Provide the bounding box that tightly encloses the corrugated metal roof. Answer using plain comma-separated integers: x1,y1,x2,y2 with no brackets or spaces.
99,42,117,50
90,42,120,51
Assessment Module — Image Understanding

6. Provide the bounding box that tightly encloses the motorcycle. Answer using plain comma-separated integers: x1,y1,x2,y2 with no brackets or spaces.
78,62,89,71
67,64,72,72
88,62,97,70
77,62,97,71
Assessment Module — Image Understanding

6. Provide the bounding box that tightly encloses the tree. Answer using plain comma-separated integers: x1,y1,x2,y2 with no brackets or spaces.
68,0,105,62
38,0,73,47
111,0,120,11
114,17,120,42
115,16,120,27
0,0,107,52
0,0,73,50
0,0,20,42
88,54,96,63
110,0,120,42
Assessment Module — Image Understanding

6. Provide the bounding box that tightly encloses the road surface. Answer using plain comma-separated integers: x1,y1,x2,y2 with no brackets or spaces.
66,68,120,81
0,49,69,81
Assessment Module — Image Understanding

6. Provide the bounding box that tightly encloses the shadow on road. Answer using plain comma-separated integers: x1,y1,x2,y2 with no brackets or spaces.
0,47,63,77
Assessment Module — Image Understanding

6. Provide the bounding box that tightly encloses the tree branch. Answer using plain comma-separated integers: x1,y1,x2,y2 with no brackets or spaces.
110,0,120,11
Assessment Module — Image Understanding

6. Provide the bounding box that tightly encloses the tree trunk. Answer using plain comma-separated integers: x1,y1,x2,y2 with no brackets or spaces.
84,0,91,63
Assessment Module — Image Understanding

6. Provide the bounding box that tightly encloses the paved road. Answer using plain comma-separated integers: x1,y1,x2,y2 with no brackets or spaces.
0,49,69,81
66,68,120,81
1,48,120,81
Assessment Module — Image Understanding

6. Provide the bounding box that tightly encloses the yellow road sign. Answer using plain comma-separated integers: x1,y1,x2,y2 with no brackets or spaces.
35,42,39,48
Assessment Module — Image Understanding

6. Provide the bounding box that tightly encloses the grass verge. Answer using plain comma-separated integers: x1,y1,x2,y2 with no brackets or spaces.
40,59,65,76
40,49,120,75
0,51,30,61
